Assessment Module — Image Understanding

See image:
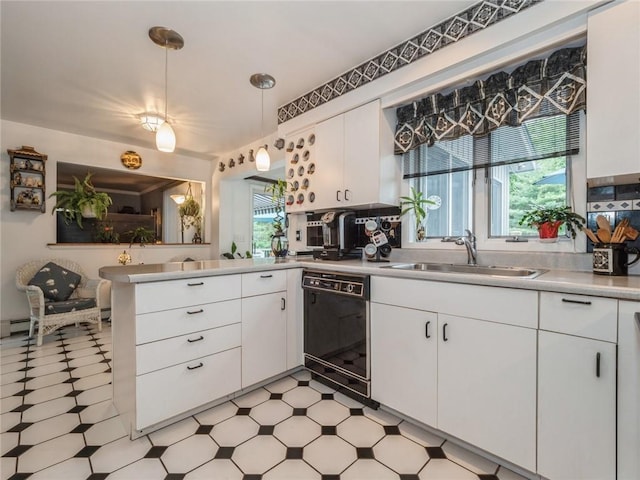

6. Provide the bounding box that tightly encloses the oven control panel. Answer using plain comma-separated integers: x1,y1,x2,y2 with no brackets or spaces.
301,270,369,299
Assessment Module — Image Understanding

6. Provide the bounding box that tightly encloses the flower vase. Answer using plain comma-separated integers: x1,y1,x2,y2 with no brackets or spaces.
271,232,289,259
415,220,427,242
538,221,562,243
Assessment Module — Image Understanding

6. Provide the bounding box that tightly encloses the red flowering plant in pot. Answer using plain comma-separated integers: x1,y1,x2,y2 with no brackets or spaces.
519,205,586,242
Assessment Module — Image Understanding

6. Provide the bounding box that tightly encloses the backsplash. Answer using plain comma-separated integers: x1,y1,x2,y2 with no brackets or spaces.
586,182,640,253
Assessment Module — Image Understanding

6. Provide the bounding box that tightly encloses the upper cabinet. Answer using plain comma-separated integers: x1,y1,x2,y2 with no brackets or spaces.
285,100,399,213
586,1,640,180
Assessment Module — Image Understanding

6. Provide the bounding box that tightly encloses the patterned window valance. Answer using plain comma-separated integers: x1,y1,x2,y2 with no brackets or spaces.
394,45,586,155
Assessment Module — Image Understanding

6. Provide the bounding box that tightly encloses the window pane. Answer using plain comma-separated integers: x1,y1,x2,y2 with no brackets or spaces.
489,158,567,237
252,190,279,257
413,170,473,239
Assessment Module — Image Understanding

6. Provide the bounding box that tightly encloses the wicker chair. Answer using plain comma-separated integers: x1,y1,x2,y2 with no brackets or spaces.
16,259,106,346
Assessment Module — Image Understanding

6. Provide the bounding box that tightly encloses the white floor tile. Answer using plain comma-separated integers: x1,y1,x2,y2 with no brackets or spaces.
398,420,445,447
72,371,111,391
1,382,23,399
264,375,298,394
249,400,293,425
22,396,76,423
1,412,21,432
1,370,25,386
233,387,271,408
336,415,385,447
442,440,499,475
63,340,96,351
232,435,286,474
273,416,321,447
161,434,218,473
108,458,167,480
148,416,199,446
194,401,237,426
263,459,322,479
184,459,243,480
26,346,65,359
0,360,26,374
90,435,152,473
304,435,357,474
26,353,66,367
0,353,28,366
24,383,72,405
210,415,259,446
16,433,85,473
1,457,16,480
307,400,351,426
83,415,128,446
282,386,322,408
20,413,80,445
497,465,532,480
25,371,70,390
374,435,429,473
71,361,109,378
68,353,102,368
24,361,66,377
78,399,118,424
1,432,18,455
341,459,397,479
291,370,312,381
0,395,21,414
0,346,28,357
419,458,479,479
28,457,92,480
66,346,101,360
75,384,111,405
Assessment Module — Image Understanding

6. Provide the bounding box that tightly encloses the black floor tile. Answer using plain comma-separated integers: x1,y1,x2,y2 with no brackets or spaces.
75,446,101,458
269,393,283,400
243,475,262,480
321,393,334,400
236,407,251,415
145,446,168,458
426,446,447,459
215,446,235,459
349,408,364,416
67,405,87,414
356,447,374,459
7,473,32,480
13,390,34,397
65,390,83,397
86,474,109,480
292,408,307,416
297,380,309,386
400,475,420,480
70,423,93,433
10,404,33,413
383,425,401,435
321,426,337,435
286,447,304,459
165,474,185,480
478,475,500,480
195,425,213,435
258,425,275,435
321,475,340,480
3,445,33,457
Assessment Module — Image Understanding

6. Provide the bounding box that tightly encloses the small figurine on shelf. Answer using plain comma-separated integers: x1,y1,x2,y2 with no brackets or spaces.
24,159,33,170
13,172,22,186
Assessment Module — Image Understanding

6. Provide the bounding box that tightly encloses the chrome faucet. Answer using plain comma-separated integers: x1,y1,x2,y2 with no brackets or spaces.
455,229,477,266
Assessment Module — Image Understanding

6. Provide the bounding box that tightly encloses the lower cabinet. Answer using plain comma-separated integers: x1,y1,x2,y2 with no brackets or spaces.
371,303,536,472
538,330,616,480
242,291,287,388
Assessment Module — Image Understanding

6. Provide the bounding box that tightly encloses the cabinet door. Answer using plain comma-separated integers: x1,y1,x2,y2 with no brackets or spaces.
343,100,380,206
286,269,303,370
313,114,344,210
587,1,640,179
241,292,287,388
538,331,616,480
437,314,536,472
371,303,437,426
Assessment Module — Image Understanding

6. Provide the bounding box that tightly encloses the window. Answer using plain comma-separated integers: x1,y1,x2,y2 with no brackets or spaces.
251,186,280,258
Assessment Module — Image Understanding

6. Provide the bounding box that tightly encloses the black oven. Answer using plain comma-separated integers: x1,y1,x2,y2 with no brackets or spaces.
302,269,372,400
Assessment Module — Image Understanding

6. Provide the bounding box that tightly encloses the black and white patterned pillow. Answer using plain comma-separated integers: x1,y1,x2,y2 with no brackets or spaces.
28,262,82,302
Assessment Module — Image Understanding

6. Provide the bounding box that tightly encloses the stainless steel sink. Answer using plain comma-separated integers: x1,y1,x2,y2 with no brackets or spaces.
383,263,545,278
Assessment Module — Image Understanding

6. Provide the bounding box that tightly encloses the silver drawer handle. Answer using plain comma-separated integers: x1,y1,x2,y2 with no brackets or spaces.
187,309,204,315
187,362,203,370
187,335,204,343
187,282,204,287
260,274,273,278
561,298,592,305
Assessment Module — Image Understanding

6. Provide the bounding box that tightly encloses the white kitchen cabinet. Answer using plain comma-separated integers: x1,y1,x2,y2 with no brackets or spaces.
538,330,616,480
286,268,303,370
437,314,536,472
586,1,640,179
301,99,398,211
616,301,639,480
371,303,437,426
370,277,537,472
242,291,287,388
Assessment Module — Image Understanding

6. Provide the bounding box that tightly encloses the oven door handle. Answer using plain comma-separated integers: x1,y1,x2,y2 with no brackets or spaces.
311,292,317,304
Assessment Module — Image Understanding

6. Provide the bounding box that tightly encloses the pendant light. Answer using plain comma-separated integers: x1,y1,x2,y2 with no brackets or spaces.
250,73,276,172
149,27,184,153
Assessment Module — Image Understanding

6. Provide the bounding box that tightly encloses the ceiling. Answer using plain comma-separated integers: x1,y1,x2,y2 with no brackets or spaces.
1,1,476,161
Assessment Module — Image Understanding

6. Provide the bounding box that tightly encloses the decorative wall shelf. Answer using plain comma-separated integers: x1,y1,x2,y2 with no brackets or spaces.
8,145,47,213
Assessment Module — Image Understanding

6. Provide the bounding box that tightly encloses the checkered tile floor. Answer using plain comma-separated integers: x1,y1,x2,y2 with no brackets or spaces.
1,324,528,479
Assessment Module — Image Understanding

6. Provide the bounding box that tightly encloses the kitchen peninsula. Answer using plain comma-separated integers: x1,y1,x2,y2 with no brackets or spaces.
100,258,640,479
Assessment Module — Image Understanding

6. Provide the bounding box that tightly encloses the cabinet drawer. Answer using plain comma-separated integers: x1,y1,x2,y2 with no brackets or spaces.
372,277,537,329
137,323,241,375
539,292,617,342
242,270,287,297
136,299,241,344
136,347,241,430
135,275,241,314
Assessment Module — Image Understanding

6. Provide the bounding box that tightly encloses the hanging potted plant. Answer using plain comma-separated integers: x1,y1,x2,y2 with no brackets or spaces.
178,184,201,243
519,205,586,242
400,187,435,242
50,172,113,228
265,179,289,258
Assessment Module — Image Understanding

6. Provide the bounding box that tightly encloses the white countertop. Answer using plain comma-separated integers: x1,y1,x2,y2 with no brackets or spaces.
99,257,640,301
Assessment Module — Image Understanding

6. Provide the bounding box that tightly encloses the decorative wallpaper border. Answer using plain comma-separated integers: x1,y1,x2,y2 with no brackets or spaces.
277,0,542,124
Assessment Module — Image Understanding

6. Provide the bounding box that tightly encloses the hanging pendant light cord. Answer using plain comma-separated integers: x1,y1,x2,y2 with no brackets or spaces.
260,89,264,141
164,41,169,122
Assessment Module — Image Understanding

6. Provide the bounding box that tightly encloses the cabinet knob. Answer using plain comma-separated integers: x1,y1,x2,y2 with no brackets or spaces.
336,190,342,201
187,282,204,287
260,274,273,279
281,297,286,310
443,323,449,342
186,309,204,315
596,352,601,378
425,320,431,339
344,189,351,201
561,298,592,305
187,362,204,371
187,335,204,343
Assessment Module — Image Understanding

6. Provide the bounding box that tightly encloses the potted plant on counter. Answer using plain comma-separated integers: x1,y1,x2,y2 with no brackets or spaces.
400,187,435,242
519,205,586,242
50,172,113,228
265,179,288,258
